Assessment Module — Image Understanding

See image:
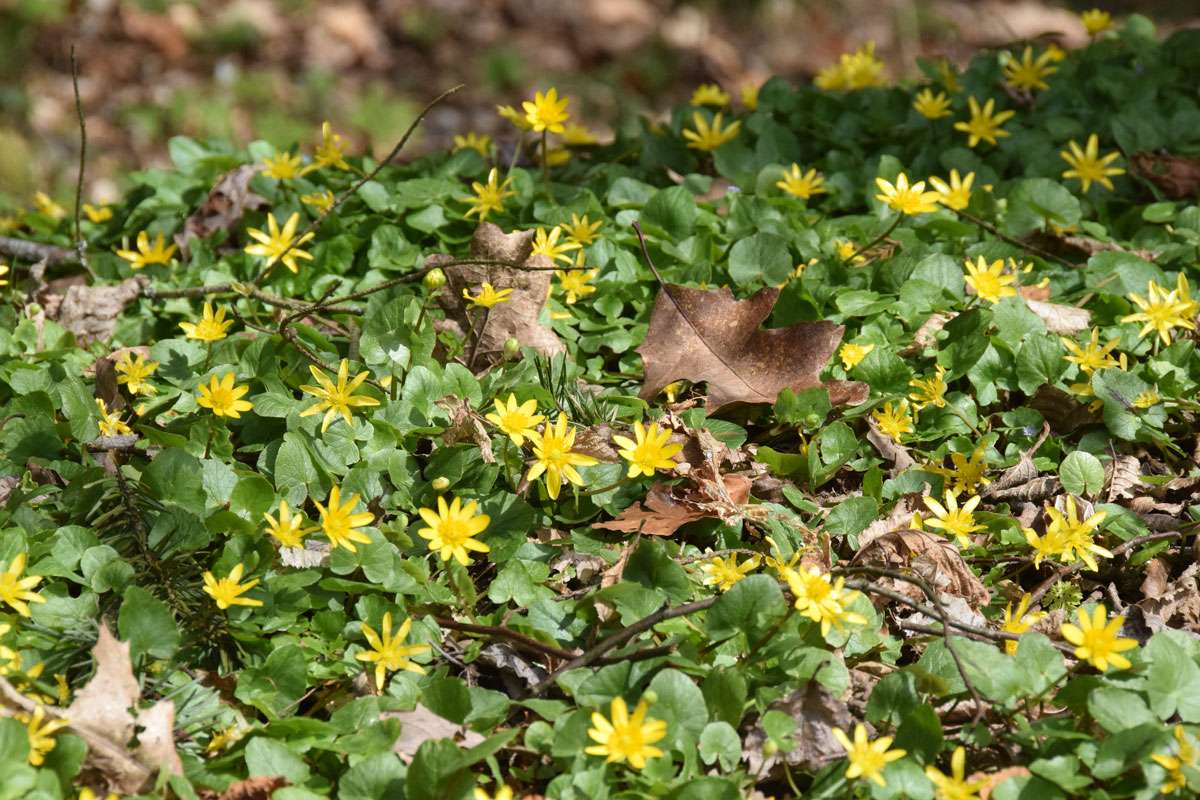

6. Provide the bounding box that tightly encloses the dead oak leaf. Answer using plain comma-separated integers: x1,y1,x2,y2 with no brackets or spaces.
593,474,751,536
852,529,990,608
382,703,485,763
637,284,866,412
177,165,266,258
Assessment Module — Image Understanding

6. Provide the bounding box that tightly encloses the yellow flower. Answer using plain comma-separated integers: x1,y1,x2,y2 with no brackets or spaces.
300,359,379,433
33,192,65,220
776,164,827,200
532,226,582,265
700,554,760,591
557,257,598,304
82,203,112,223
691,83,730,107
939,445,991,494
356,612,430,690
1176,273,1200,320
417,495,491,566
832,723,906,787
1152,725,1198,796
463,282,513,308
1080,8,1112,35
261,151,305,180
783,566,867,636
523,88,570,134
453,132,492,156
1048,495,1111,572
1060,604,1137,672
485,394,544,446
526,415,599,500
245,212,315,275
682,112,741,152
19,706,68,766
1133,389,1160,409
814,42,887,90
663,382,685,404
913,88,953,120
874,173,940,215
179,301,234,342
474,786,514,800
925,747,987,800
0,264,8,287
1000,592,1045,656
1045,43,1067,62
206,725,246,754
953,96,1015,148
909,365,948,410
0,553,46,617
196,372,254,419
316,485,374,552
114,351,159,396
1122,279,1195,345
115,230,178,270
872,400,913,443
560,213,603,245
839,342,874,370
1003,46,1058,92
923,491,985,547
0,623,21,676
937,58,962,93
202,563,263,610
612,421,683,479
496,104,533,131
929,169,974,211
740,83,760,110
542,146,570,167
585,696,667,770
1063,328,1121,374
1060,134,1125,192
301,189,336,214
1023,522,1072,569
562,123,599,146
263,500,310,549
313,121,351,170
95,398,132,437
963,256,1017,304
462,168,515,222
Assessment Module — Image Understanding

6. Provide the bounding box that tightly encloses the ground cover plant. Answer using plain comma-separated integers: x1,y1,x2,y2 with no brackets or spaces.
1,8,1200,799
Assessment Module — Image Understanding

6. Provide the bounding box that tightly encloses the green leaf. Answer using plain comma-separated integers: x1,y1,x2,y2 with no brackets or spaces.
118,586,180,661
698,722,742,772
702,668,748,728
143,447,206,514
338,752,407,800
1087,687,1158,732
236,644,309,720
729,232,792,286
1059,451,1105,496
641,186,697,241
705,575,788,644
245,736,312,784
648,668,709,748
1143,632,1200,722
1005,178,1081,236
825,496,878,537
1091,368,1149,440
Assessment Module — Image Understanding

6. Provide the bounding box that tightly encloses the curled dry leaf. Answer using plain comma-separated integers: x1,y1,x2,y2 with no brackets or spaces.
858,495,921,549
637,284,866,412
177,165,266,257
1105,454,1142,502
851,530,990,608
429,222,564,365
905,311,955,354
382,703,485,762
866,420,914,476
201,776,290,800
1136,562,1200,633
983,423,1049,497
593,473,752,536
743,682,853,776
1025,298,1090,334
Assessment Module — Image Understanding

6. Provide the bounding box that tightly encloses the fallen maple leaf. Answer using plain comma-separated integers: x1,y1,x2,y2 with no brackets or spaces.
637,284,866,411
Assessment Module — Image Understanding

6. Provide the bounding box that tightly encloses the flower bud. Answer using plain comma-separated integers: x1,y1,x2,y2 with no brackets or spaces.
503,337,521,359
803,412,823,429
431,476,450,491
423,267,447,291
641,690,658,705
763,739,779,757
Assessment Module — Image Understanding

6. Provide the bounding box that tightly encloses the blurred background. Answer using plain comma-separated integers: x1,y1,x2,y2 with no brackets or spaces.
0,0,1195,210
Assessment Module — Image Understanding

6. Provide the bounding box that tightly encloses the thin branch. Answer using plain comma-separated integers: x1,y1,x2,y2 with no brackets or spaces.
70,45,90,273
955,209,1075,269
434,617,670,666
0,236,74,265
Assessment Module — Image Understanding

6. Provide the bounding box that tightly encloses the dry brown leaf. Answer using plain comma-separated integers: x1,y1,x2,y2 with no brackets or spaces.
978,766,1033,800
1028,385,1101,433
852,530,989,608
430,223,564,366
1137,562,1200,632
178,165,266,257
1131,152,1200,199
68,623,140,746
858,496,921,549
382,703,485,763
637,283,866,412
743,682,852,776
1106,455,1142,502
593,474,751,536
983,423,1048,497
49,276,149,344
1140,558,1170,601
866,421,914,476
205,776,290,800
906,312,955,354
1018,283,1051,301
1025,298,1089,334
280,539,331,569
134,700,184,777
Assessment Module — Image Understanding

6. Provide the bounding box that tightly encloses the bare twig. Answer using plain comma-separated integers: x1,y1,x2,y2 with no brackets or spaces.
955,209,1075,269
70,45,90,274
0,236,74,265
434,618,671,666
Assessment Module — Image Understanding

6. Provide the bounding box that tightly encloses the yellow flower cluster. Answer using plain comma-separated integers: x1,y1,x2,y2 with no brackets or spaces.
814,42,888,91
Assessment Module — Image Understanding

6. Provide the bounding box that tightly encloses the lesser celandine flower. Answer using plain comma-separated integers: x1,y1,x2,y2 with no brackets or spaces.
417,496,491,566
313,121,351,170
95,398,132,437
356,612,429,690
196,373,254,419
33,192,65,219
453,132,492,156
115,231,177,269
922,491,985,547
19,706,68,766
701,554,760,591
300,359,379,433
316,485,374,552
954,96,1015,148
463,282,512,308
936,444,991,494
925,747,987,800
526,415,598,499
1063,328,1121,373
562,123,599,146
82,203,112,223
912,88,952,119
875,173,940,215
690,83,730,107
531,226,581,264
462,168,514,221
560,213,602,245
740,83,760,110
963,256,1017,304
783,566,867,636
1152,725,1198,796
485,394,544,446
909,365,948,409
474,786,514,800
261,151,305,180
872,400,913,443
1000,592,1045,655
814,42,886,90
179,301,234,342
776,164,827,199
1080,8,1112,35
1003,46,1058,92
832,723,906,787
557,256,598,304
1060,134,1125,192
585,696,667,770
0,553,45,617
1060,604,1137,672
1122,279,1195,345
523,88,570,133
263,500,310,549
682,112,740,151
244,211,315,274
836,240,866,264
202,563,263,610
301,189,335,214
929,169,974,210
839,342,874,370
496,104,532,131
114,351,158,396
613,421,682,478
1024,496,1111,571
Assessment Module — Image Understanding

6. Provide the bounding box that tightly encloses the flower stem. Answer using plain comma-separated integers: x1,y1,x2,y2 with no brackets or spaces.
849,214,902,263
540,130,549,188
467,306,492,371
